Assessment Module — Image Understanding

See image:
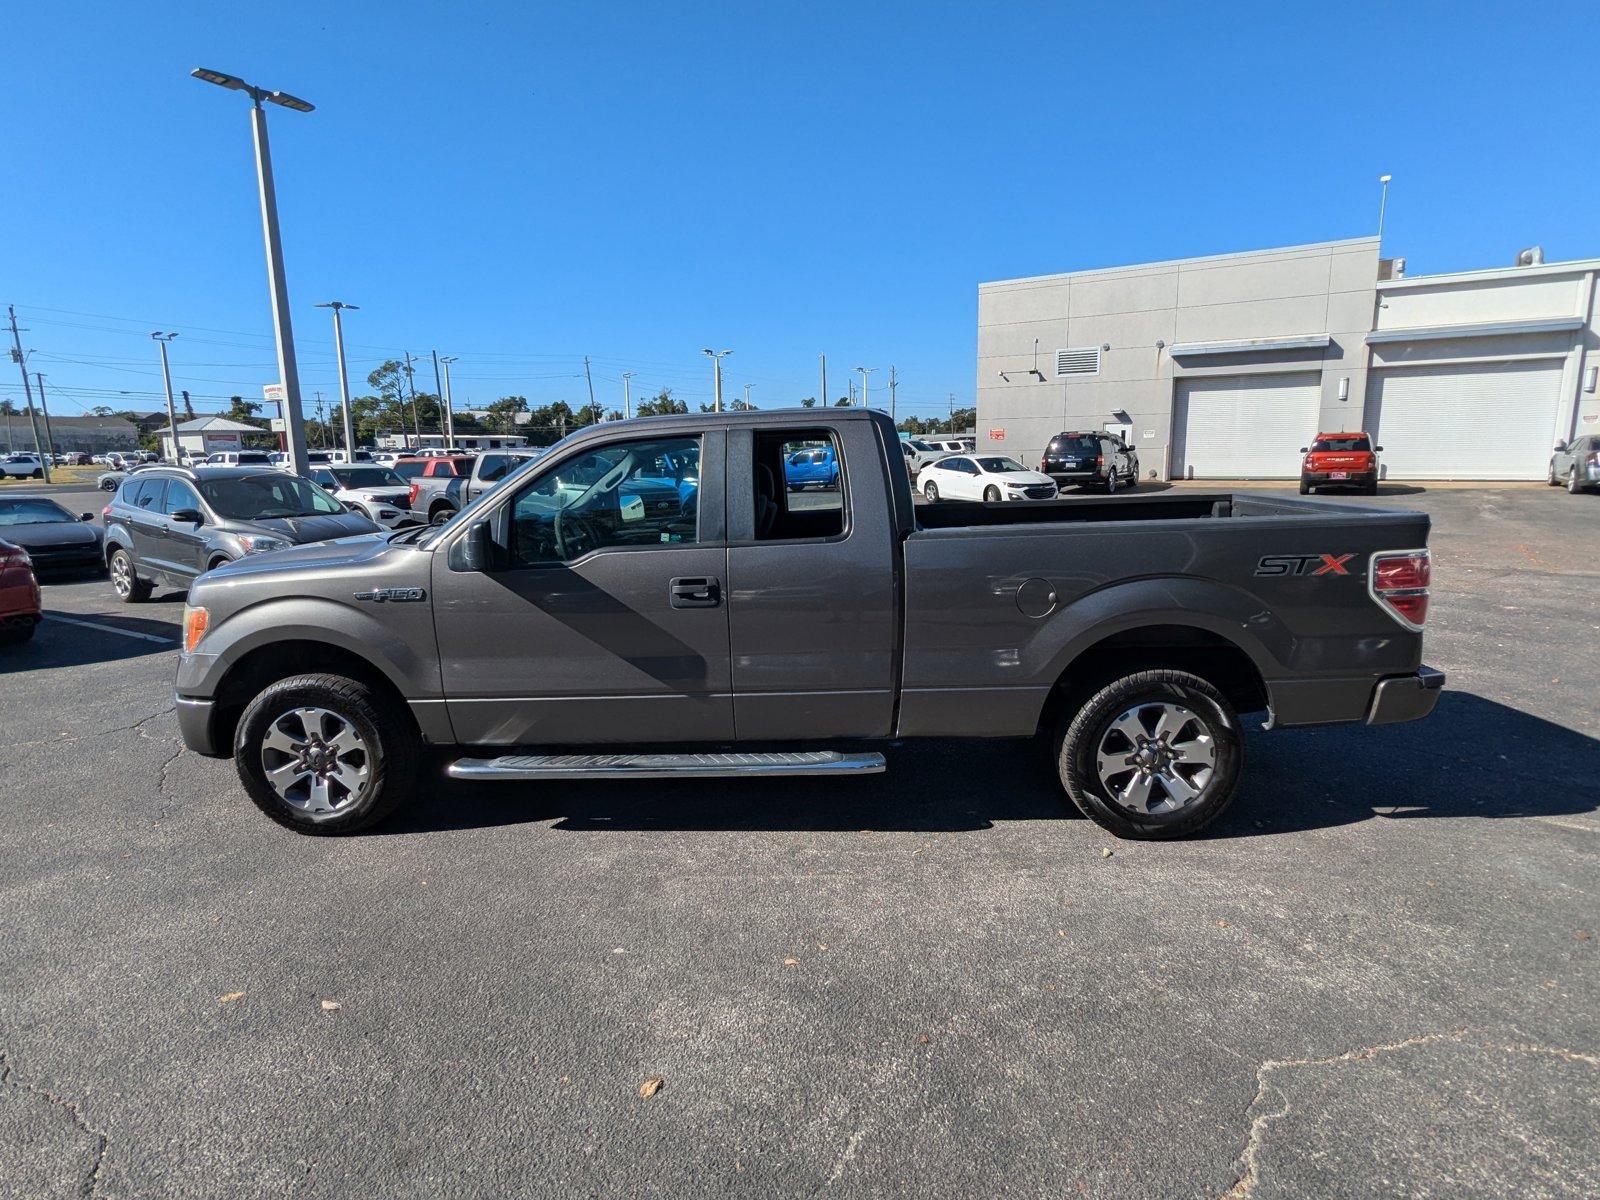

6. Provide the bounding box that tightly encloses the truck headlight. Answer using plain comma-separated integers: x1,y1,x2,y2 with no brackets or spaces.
237,534,289,555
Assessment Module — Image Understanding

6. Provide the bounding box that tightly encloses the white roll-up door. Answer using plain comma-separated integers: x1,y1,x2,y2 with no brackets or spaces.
1365,361,1563,479
1173,373,1321,478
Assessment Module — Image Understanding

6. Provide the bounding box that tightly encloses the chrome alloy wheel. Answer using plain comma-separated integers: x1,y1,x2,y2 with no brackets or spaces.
1095,702,1216,815
259,707,371,816
110,552,133,598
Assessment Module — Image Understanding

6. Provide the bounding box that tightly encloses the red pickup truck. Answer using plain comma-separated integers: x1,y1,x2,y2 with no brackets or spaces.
1300,432,1382,495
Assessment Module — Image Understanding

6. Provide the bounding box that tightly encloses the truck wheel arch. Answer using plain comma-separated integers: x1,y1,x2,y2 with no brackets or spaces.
209,638,417,758
1034,622,1271,739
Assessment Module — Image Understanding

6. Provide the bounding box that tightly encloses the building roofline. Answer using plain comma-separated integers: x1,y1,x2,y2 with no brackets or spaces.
1378,255,1600,289
980,236,1381,291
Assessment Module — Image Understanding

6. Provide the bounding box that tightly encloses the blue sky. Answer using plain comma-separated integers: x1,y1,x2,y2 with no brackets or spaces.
7,1,1598,425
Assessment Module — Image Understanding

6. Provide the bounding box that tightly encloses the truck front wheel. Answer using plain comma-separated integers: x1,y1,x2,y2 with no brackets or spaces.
1056,669,1243,839
234,673,418,835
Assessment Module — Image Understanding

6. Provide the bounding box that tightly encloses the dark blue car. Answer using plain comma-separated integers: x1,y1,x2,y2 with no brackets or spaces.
784,446,839,491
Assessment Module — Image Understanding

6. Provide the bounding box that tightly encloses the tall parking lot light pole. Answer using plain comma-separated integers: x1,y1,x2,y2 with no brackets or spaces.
440,356,458,442
854,365,877,409
701,348,731,412
1378,174,1393,242
152,332,181,462
315,301,359,457
621,371,635,420
191,67,314,476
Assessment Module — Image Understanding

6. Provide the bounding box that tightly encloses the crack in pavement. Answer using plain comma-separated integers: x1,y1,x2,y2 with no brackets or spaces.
1220,1029,1600,1199
9,704,178,753
0,1050,108,1198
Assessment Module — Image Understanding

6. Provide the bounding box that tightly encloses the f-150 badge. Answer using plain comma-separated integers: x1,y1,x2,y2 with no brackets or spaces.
353,587,426,602
1254,554,1354,577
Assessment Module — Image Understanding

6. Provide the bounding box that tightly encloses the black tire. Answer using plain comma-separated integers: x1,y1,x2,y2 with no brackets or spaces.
1547,462,1561,487
1299,480,1312,495
1123,471,1138,490
1569,468,1584,495
429,505,456,526
206,555,232,573
983,485,1000,502
100,479,118,492
234,673,418,835
1056,669,1244,840
1364,480,1379,496
923,480,939,502
108,547,153,603
31,469,42,479
1104,470,1118,495
0,622,36,646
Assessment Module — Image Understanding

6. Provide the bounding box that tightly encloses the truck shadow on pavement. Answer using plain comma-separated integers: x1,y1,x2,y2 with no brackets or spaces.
1,610,180,672
387,691,1597,837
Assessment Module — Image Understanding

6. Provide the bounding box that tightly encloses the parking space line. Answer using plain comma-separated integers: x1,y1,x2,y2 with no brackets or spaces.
47,614,177,645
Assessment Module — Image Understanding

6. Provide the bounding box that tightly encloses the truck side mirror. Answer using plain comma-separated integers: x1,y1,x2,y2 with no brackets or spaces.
1553,440,1568,453
450,519,494,573
1298,447,1309,454
1374,445,1383,452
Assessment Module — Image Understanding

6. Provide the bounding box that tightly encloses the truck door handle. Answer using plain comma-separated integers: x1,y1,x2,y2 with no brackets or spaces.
670,576,721,608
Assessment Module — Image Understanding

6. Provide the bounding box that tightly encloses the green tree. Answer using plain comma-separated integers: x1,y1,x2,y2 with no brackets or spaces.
950,406,976,432
0,400,16,416
800,397,816,408
484,395,530,434
89,405,113,417
635,388,687,418
833,397,851,407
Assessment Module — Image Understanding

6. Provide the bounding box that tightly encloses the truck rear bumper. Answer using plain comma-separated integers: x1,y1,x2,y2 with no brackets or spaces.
1366,665,1446,725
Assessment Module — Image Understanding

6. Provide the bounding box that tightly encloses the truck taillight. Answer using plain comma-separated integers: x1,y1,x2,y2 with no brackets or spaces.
407,483,419,507
1369,550,1430,630
1039,456,1048,471
1095,454,1104,468
1589,452,1599,468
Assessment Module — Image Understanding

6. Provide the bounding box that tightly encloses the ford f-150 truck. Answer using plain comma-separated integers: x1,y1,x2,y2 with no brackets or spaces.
175,408,1442,840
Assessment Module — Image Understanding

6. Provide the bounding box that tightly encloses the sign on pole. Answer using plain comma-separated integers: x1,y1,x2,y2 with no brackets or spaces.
263,384,288,450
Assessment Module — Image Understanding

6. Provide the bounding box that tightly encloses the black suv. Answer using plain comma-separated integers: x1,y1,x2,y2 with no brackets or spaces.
1039,431,1140,492
102,466,379,602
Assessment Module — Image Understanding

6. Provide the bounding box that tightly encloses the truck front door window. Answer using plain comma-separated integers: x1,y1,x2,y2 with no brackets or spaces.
508,435,702,563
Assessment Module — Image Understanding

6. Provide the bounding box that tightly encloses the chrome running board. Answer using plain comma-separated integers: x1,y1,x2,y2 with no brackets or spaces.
447,749,886,781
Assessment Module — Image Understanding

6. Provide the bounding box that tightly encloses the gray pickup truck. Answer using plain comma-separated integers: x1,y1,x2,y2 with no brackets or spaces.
175,408,1441,839
407,449,542,525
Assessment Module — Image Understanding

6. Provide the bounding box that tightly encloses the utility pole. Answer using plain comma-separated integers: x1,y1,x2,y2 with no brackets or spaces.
819,354,828,410
432,350,449,443
152,332,181,463
888,365,897,424
34,373,59,463
854,365,877,409
316,302,359,457
621,371,635,420
440,356,457,444
402,352,422,447
582,355,599,422
701,348,731,412
314,390,327,447
7,307,50,482
848,377,855,406
949,392,956,432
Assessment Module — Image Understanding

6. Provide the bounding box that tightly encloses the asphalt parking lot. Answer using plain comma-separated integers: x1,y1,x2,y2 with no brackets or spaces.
2,484,1596,1198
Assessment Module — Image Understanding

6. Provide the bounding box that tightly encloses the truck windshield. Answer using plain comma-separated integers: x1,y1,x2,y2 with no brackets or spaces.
200,475,345,519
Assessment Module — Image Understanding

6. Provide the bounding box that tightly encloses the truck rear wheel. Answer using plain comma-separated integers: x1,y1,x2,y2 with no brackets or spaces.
1055,669,1243,839
234,673,418,835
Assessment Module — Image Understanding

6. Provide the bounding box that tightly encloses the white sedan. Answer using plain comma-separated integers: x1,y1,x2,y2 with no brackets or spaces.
918,453,1058,503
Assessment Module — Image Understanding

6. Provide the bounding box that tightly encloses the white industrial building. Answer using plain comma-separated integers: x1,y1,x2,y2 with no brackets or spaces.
977,237,1600,480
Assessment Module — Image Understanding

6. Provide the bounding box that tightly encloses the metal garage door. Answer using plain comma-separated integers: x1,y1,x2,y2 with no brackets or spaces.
1365,361,1562,480
1173,373,1321,478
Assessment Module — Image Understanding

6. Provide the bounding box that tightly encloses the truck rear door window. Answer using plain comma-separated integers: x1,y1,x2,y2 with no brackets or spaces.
754,430,845,541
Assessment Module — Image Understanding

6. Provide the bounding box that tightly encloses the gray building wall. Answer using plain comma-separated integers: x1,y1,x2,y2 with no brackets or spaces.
976,238,1381,477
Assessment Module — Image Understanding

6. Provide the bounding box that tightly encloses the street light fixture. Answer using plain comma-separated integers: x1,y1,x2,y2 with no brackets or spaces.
701,348,732,412
191,66,314,475
315,302,359,456
854,365,878,409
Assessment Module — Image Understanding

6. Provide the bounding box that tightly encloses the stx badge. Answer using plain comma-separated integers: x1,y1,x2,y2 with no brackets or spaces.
353,587,426,602
1254,553,1354,578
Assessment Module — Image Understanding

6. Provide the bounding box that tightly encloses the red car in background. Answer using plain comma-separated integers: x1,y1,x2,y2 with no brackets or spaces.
1300,432,1382,495
0,537,42,645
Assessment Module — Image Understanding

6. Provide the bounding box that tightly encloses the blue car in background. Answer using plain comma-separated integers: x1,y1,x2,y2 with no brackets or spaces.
784,446,839,491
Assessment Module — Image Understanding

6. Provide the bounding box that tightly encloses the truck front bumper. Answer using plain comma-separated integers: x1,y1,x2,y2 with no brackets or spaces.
1366,665,1446,725
176,695,222,756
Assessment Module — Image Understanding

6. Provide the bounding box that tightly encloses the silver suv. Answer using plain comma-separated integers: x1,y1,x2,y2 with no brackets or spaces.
103,466,379,602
